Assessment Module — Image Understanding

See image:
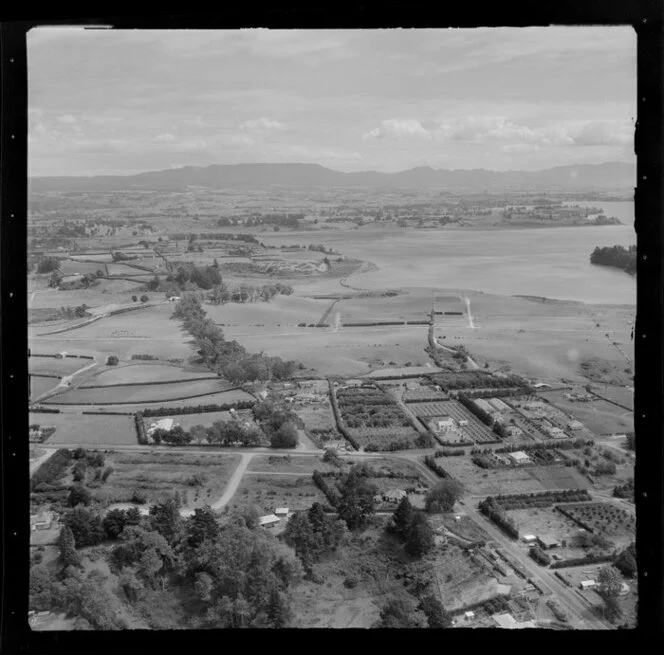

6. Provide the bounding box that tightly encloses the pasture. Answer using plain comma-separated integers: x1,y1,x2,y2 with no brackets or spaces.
44,378,235,405
29,412,137,445
30,376,59,400
82,362,215,386
29,356,92,376
230,473,328,514
93,451,242,508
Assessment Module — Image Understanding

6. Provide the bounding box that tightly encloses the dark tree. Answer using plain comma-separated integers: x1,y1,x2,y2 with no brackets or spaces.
68,484,92,507
425,479,464,514
376,597,419,628
418,594,452,628
337,469,377,530
103,508,129,540
58,525,81,568
186,506,220,549
405,513,435,558
391,496,416,538
149,498,182,545
64,507,105,547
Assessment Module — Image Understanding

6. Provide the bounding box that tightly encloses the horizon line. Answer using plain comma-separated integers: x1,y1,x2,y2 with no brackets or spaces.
28,160,635,180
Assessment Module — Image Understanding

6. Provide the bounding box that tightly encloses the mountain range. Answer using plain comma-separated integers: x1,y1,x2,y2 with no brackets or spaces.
29,161,635,193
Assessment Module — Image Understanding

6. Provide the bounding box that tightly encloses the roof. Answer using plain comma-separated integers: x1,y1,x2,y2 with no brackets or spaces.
522,534,537,541
537,534,559,546
258,514,281,526
274,507,289,515
509,450,530,461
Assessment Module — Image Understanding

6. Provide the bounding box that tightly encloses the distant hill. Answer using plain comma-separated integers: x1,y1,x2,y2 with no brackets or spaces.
29,161,636,193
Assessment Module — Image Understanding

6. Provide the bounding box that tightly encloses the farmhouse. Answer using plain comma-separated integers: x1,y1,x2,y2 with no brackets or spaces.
536,534,560,550
30,510,54,531
580,580,597,590
383,489,407,503
545,426,567,439
508,451,531,465
567,420,584,431
258,514,281,528
435,416,456,433
147,418,175,435
491,613,536,629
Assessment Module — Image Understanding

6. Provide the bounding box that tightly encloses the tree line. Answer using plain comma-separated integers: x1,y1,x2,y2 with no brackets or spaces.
590,245,636,275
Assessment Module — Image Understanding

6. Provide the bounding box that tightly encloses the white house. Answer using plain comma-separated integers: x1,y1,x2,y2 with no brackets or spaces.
580,580,597,590
522,534,537,544
435,416,456,433
258,514,281,528
383,489,407,503
274,508,289,517
458,419,469,427
546,426,567,439
147,418,175,436
508,451,531,465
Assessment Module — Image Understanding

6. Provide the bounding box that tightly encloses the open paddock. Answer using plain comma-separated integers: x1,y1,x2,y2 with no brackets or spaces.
29,412,137,445
30,356,88,376
538,390,633,435
45,377,235,405
440,457,589,496
82,363,216,386
555,502,635,540
69,253,113,263
58,260,106,276
229,473,329,514
247,454,338,475
296,400,338,432
150,409,255,431
30,377,59,400
93,451,242,508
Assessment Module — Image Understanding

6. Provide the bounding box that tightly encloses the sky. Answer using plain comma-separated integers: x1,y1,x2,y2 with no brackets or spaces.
28,27,636,177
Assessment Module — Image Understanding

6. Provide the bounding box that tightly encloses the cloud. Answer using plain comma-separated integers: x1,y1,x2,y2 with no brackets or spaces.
240,117,286,132
57,114,76,124
155,133,176,142
570,120,633,146
80,114,125,126
362,119,431,140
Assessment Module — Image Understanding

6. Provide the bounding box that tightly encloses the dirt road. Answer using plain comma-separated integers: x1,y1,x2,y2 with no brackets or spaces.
210,452,255,510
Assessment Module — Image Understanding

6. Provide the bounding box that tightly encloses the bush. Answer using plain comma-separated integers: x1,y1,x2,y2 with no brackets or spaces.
31,449,72,491
106,355,119,366
131,489,148,504
529,545,551,566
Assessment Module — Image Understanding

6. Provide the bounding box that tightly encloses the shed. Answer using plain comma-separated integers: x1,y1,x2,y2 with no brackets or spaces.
258,514,281,528
522,534,537,544
580,580,596,590
508,451,531,465
274,507,289,517
537,534,560,550
619,582,630,596
567,420,584,431
464,611,475,620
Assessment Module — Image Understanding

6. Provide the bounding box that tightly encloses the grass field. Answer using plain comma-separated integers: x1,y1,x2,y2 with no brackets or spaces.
82,363,215,386
45,377,234,405
294,401,338,432
538,390,633,435
29,412,137,445
29,357,92,376
30,377,59,399
229,473,328,514
93,451,242,508
440,457,589,496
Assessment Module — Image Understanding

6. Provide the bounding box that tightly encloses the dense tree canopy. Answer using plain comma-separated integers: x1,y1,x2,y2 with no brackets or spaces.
425,479,464,514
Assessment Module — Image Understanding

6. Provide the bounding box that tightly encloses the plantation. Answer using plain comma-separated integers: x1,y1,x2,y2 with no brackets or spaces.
555,502,635,538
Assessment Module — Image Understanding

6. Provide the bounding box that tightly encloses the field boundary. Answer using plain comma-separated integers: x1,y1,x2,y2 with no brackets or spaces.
79,375,224,389
43,386,246,406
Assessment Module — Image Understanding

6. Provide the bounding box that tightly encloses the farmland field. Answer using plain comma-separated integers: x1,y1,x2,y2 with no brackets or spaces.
555,502,636,540
439,457,589,495
92,451,242,508
506,507,582,544
150,410,252,431
30,376,59,400
82,363,216,386
230,473,328,514
29,412,137,445
44,377,234,405
29,356,93,376
55,388,256,413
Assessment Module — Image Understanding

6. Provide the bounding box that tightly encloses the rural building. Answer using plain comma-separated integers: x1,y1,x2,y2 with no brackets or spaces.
435,416,456,433
505,425,523,437
274,508,289,517
533,382,552,389
167,296,181,302
580,580,597,590
147,418,175,435
545,426,567,439
508,451,531,465
487,398,510,413
491,613,536,629
567,420,584,431
619,583,630,596
30,511,54,531
383,489,407,503
463,611,475,620
258,514,281,528
536,535,560,550
522,534,537,544
458,419,468,427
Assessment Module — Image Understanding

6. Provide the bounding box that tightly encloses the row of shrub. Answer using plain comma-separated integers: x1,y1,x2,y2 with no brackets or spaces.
477,497,519,539
136,400,256,417
31,449,72,492
457,393,494,427
129,354,158,360
423,456,452,479
134,413,148,444
529,545,552,566
79,376,222,389
487,489,591,511
494,438,590,454
312,470,341,507
327,381,360,451
550,552,616,570
434,448,465,457
81,411,132,416
30,407,60,414
30,373,61,379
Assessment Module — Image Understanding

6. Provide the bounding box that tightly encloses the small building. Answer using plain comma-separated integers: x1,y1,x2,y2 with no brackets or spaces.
258,514,281,528
567,420,584,431
383,489,407,503
458,419,468,427
536,534,560,550
168,296,181,302
533,382,552,389
546,426,567,439
580,580,597,590
435,416,456,433
30,511,54,531
508,451,531,465
522,534,537,544
274,508,289,517
147,418,174,435
619,582,630,596
464,611,475,620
